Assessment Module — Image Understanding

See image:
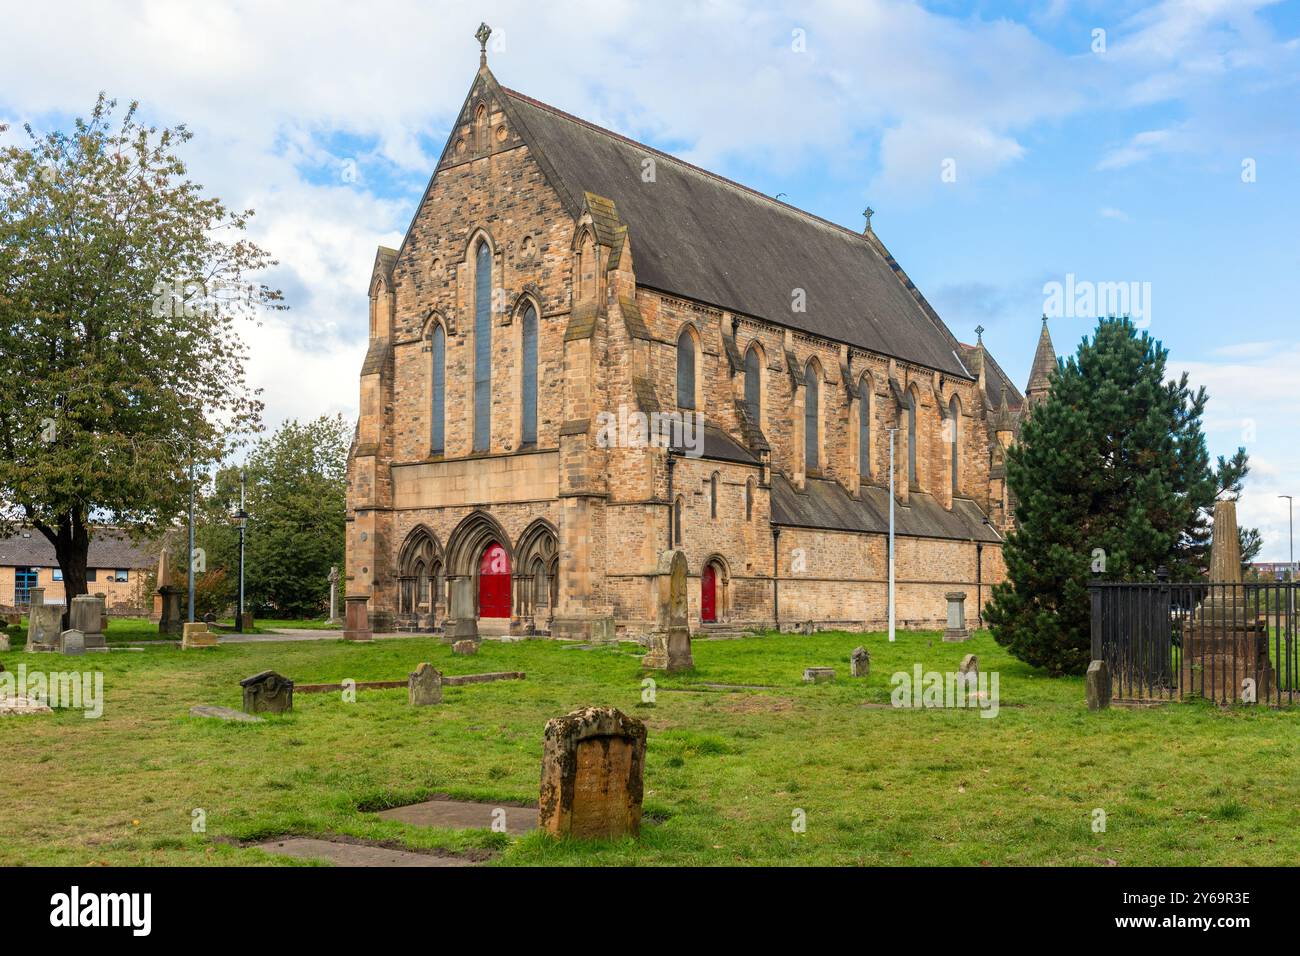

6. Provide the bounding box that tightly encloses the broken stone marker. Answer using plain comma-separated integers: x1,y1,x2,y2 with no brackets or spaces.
959,654,978,676
190,704,265,723
642,549,693,672
1086,659,1111,711
25,604,62,652
59,629,85,656
538,706,647,840
408,662,443,706
182,621,218,649
240,670,294,714
803,666,835,684
452,639,478,656
850,646,870,677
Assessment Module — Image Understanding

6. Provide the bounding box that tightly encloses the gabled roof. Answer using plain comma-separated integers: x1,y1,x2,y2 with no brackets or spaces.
498,86,971,378
956,341,1025,413
0,529,156,569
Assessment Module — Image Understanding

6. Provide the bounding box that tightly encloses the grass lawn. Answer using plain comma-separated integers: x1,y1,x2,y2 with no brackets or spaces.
2,617,335,646
1,628,1296,866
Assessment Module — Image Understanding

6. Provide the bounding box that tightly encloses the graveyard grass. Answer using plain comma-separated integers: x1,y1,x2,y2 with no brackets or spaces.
1,628,1296,867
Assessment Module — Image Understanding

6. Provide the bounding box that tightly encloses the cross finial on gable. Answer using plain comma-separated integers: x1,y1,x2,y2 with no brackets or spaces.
975,324,985,343
475,22,492,66
863,206,874,234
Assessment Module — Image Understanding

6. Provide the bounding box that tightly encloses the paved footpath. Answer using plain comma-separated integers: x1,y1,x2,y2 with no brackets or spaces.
217,628,426,644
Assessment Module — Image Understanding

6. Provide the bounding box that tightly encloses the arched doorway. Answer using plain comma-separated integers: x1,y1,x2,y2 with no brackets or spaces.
701,563,717,623
478,542,512,618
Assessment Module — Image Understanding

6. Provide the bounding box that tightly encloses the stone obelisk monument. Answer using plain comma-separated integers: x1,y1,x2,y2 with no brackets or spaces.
1182,499,1273,703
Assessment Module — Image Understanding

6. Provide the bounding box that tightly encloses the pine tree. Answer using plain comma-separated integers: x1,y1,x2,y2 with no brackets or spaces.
986,317,1252,675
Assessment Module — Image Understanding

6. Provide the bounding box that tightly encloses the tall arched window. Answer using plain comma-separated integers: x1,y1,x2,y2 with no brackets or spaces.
858,375,871,480
949,396,960,496
804,362,820,473
677,328,696,410
745,477,754,521
744,345,762,426
430,323,446,455
473,240,492,452
710,472,719,519
673,496,684,546
521,304,538,447
906,390,918,488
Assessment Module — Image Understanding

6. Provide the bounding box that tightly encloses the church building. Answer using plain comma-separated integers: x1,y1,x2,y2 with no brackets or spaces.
345,26,1057,641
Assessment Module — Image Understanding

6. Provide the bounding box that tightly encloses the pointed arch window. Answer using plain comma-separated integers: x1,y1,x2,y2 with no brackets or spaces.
430,323,446,455
473,240,492,452
521,303,538,447
677,328,696,410
804,362,820,473
744,345,762,427
710,472,719,519
907,391,918,488
673,496,684,546
745,477,755,521
949,396,960,496
858,376,871,480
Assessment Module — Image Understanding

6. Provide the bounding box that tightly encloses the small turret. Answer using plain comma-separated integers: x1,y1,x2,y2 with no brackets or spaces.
1025,315,1056,409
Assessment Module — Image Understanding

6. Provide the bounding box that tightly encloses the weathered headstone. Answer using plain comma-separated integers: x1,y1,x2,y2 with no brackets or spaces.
69,595,107,650
850,646,870,677
443,577,478,642
452,639,478,656
182,621,218,649
1086,659,1111,710
803,666,835,683
240,671,294,714
59,629,86,656
343,594,373,642
0,634,9,652
326,566,341,625
0,696,54,716
943,592,969,642
959,653,978,676
538,706,646,840
408,662,443,706
643,550,693,672
157,547,184,636
29,587,44,606
26,604,62,652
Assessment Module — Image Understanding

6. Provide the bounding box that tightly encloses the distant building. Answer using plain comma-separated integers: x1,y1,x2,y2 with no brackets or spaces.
0,528,155,610
1251,562,1298,581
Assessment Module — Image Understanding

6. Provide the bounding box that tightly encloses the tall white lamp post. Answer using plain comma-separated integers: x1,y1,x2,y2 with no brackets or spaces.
888,427,897,642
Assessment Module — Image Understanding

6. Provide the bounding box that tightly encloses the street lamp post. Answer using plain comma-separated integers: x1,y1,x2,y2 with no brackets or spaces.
888,427,897,643
1280,495,1294,620
233,471,248,632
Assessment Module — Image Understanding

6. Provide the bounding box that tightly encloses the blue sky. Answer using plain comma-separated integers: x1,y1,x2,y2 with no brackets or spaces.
2,0,1297,556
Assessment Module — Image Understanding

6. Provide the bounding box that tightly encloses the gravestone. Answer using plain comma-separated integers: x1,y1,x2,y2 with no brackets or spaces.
26,604,62,652
408,663,443,706
69,595,107,650
443,577,478,642
959,654,978,676
943,592,969,642
326,566,341,625
239,611,254,631
538,706,646,840
1086,660,1111,711
156,547,184,636
241,671,294,714
642,550,693,672
850,646,870,677
59,629,85,656
803,666,835,683
452,639,478,656
29,587,44,606
190,704,265,723
343,594,373,642
182,621,218,649
0,634,9,652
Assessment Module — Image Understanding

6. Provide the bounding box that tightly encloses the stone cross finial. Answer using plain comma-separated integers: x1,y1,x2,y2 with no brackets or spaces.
975,324,985,344
863,206,874,233
475,22,492,65
328,566,339,585
1041,313,1049,327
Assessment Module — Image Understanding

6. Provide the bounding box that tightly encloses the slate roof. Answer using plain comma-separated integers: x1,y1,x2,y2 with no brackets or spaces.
669,423,759,466
769,475,1003,543
502,87,971,378
0,529,157,569
956,341,1024,413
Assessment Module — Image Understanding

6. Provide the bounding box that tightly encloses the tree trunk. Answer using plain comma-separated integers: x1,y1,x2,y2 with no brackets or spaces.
33,510,90,629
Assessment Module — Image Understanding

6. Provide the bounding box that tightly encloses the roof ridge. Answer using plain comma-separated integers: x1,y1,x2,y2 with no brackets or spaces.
500,86,874,247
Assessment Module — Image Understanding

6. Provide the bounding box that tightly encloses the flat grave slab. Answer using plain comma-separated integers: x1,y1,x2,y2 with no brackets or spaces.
253,837,476,867
190,705,265,723
377,798,538,835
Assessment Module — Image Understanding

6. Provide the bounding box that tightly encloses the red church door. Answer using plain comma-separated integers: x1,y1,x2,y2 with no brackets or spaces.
701,563,716,623
478,543,511,618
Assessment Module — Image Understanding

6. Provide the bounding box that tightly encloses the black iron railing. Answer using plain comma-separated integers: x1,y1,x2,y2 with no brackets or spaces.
1090,577,1298,706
